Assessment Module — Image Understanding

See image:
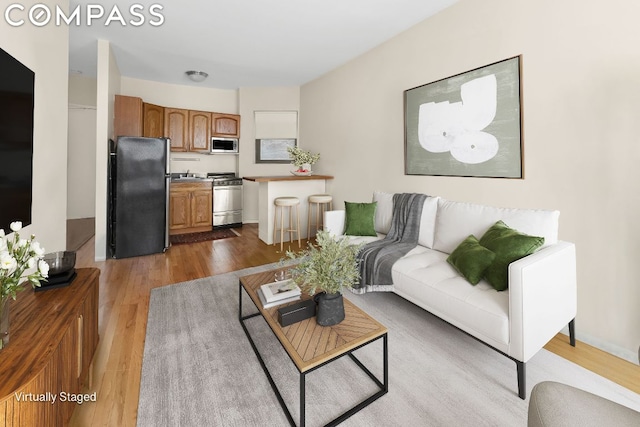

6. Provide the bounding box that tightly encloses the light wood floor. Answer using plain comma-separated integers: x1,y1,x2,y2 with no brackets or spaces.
69,224,640,426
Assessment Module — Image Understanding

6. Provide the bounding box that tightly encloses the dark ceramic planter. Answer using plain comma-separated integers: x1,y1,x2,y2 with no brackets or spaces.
315,292,345,326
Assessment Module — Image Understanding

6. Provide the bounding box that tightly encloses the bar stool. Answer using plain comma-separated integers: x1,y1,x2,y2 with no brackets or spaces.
273,197,301,252
307,194,333,239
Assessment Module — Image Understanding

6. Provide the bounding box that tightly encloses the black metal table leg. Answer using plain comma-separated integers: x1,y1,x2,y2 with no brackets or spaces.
383,334,388,392
300,373,306,427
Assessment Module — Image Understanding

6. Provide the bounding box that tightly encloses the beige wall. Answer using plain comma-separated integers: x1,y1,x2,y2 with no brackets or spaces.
238,87,301,222
69,74,97,107
94,40,121,261
300,0,640,362
121,77,238,112
0,0,69,253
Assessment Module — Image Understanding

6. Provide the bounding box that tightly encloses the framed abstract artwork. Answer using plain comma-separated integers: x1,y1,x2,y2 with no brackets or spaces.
404,56,523,178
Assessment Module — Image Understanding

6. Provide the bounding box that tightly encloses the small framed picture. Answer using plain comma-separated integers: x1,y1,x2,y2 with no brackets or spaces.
255,138,297,163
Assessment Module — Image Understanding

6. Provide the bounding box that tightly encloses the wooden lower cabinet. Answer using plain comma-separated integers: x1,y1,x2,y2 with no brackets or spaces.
0,268,100,427
169,182,213,235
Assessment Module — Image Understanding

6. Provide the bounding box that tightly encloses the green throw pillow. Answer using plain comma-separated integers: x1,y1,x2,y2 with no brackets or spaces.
447,235,496,285
344,201,377,236
478,220,545,291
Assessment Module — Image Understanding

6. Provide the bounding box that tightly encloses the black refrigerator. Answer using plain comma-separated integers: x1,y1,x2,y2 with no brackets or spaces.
108,136,170,258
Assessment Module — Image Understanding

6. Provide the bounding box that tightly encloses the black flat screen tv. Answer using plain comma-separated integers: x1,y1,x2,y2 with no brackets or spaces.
0,47,34,232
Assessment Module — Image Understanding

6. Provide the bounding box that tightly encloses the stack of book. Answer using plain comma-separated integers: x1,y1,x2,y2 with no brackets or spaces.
258,279,302,309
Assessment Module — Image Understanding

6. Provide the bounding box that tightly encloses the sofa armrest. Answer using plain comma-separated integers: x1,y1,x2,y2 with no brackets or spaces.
323,210,345,237
508,241,577,362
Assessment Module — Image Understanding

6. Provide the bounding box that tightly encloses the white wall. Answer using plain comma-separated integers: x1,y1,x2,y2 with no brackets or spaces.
67,106,96,219
94,40,121,261
300,0,640,362
68,76,97,220
238,87,301,222
0,0,69,253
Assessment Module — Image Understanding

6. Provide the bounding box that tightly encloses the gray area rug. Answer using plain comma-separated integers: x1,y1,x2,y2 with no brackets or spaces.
137,262,640,426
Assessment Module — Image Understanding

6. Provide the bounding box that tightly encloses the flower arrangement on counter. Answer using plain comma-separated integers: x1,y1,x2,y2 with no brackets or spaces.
286,146,320,171
1,221,49,301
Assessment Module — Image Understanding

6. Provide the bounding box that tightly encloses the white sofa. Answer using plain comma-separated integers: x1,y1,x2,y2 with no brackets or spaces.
325,192,577,399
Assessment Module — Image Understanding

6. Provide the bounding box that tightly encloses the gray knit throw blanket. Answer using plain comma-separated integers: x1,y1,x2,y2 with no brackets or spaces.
351,193,427,294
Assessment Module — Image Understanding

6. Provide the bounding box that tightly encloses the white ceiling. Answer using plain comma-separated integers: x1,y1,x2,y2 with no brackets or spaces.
68,0,458,89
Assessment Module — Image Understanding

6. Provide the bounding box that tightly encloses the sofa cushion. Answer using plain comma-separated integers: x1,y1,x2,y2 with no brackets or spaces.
433,199,559,254
392,250,510,346
344,201,377,236
479,220,545,291
447,235,496,285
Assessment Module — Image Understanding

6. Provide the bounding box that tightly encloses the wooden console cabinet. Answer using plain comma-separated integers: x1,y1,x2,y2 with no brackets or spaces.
0,268,100,427
169,182,213,235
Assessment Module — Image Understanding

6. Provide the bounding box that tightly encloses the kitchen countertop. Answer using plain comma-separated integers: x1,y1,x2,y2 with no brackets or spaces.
170,177,213,183
242,175,333,182
170,173,213,183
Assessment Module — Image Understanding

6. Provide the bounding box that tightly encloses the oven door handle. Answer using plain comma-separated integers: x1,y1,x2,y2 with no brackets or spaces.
214,185,242,191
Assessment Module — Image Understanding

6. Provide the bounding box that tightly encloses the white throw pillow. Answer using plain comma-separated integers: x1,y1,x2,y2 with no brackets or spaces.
417,196,439,249
373,191,394,234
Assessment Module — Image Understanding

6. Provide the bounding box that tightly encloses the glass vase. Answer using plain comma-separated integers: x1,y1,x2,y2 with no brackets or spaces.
0,296,9,350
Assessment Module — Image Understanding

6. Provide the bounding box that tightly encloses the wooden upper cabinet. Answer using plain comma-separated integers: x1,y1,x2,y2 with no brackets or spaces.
211,113,240,138
189,110,212,151
164,108,189,151
114,95,143,138
143,103,165,138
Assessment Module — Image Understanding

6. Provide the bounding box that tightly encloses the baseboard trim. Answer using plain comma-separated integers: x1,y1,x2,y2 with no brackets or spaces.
559,326,638,365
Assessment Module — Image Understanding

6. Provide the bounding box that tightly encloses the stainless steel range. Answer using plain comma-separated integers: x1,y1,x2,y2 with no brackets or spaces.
208,172,243,228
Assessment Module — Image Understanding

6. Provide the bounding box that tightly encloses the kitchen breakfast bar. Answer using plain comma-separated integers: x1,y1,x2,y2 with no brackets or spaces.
242,175,334,246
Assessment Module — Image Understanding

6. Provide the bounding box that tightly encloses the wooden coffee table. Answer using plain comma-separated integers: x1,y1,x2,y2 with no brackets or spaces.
239,269,388,427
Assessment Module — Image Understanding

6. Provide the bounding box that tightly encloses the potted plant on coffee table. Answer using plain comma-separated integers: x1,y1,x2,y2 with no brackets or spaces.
284,230,362,326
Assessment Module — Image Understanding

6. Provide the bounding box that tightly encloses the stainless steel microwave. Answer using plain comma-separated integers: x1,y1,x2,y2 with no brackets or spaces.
210,137,239,154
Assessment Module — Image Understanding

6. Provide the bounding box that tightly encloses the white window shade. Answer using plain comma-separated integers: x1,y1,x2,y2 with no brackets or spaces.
254,111,298,139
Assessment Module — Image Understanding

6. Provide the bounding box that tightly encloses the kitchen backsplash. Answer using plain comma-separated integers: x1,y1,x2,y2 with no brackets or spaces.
170,153,238,174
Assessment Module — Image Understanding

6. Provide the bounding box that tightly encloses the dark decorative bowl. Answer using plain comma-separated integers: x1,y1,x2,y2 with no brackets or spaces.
43,251,76,276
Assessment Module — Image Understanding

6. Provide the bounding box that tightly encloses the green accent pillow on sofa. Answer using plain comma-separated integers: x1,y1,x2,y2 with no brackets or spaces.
479,220,545,291
447,235,496,285
344,202,377,236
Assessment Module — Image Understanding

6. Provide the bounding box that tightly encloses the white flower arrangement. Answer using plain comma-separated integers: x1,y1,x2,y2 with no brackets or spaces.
0,221,48,301
286,146,320,170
